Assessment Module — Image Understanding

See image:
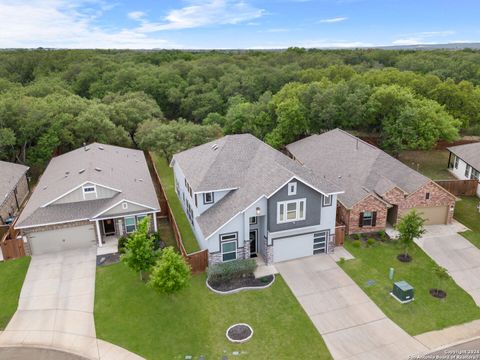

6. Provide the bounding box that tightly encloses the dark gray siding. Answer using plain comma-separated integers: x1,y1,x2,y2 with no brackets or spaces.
267,179,322,232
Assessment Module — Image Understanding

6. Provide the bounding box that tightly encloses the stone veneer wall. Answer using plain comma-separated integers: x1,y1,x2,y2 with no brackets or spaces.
0,174,29,223
208,247,246,265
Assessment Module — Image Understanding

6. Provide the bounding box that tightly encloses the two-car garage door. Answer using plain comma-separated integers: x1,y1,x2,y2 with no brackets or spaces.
273,231,327,263
28,224,96,255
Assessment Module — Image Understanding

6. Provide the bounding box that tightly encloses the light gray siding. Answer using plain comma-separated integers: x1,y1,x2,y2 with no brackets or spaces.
54,182,118,205
101,201,150,217
267,179,322,232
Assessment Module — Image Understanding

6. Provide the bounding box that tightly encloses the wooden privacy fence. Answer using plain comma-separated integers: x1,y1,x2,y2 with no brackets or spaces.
1,225,25,261
146,152,208,274
335,224,346,246
435,179,479,196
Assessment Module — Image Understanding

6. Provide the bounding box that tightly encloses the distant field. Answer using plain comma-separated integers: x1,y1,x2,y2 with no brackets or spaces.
398,150,456,180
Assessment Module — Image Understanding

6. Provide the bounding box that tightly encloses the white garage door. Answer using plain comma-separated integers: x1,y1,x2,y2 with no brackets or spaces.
28,224,96,255
273,232,322,263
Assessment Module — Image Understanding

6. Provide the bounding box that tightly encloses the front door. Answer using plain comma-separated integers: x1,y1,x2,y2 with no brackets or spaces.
103,219,116,236
249,230,257,258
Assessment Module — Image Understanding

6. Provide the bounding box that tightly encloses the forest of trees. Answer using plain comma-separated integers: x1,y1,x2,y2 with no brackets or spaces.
1,48,480,174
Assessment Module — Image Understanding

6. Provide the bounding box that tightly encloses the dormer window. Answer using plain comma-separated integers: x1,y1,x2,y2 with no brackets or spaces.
203,192,214,204
288,182,297,196
82,185,97,199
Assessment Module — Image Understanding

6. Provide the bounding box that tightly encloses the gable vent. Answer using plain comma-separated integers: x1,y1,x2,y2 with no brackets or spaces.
79,169,85,174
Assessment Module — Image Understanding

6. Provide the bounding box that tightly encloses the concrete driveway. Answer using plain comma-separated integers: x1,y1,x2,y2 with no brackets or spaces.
414,222,480,306
0,247,144,360
276,256,427,360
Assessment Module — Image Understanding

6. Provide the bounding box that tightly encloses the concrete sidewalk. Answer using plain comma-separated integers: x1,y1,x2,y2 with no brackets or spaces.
276,255,427,360
414,221,480,306
0,248,143,360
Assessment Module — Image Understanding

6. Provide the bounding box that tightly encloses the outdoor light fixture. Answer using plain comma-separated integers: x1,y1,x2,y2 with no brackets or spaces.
256,207,261,215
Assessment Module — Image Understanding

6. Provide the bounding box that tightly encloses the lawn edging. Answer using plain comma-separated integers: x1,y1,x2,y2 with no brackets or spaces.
206,274,276,295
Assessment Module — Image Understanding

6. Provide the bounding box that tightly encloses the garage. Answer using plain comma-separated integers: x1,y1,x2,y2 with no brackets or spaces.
414,206,449,225
28,224,96,255
272,231,327,263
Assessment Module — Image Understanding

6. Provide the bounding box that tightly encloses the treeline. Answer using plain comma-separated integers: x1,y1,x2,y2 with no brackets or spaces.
1,48,480,171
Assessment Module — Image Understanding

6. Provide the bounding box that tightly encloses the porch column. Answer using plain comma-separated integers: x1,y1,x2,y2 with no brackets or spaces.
153,213,158,232
95,220,102,247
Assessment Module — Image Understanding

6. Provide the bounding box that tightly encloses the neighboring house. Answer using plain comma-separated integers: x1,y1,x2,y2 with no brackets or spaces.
447,142,480,197
15,143,160,255
171,134,343,265
287,129,456,234
0,161,29,224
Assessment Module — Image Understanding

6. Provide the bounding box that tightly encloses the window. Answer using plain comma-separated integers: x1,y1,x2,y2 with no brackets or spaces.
471,168,480,181
465,165,471,178
203,192,214,204
277,199,306,224
288,182,297,196
122,202,128,210
313,232,327,255
362,211,373,226
82,185,96,199
249,216,257,225
454,156,459,169
220,233,237,262
137,215,146,223
425,192,430,200
323,195,332,207
125,217,136,233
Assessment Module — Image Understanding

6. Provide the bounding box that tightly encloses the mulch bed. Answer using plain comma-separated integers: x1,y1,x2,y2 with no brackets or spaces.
397,254,412,263
430,288,447,299
227,324,252,342
208,274,274,292
96,253,120,266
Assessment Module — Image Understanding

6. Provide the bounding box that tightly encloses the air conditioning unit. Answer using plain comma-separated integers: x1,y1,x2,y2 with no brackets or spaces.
390,280,414,303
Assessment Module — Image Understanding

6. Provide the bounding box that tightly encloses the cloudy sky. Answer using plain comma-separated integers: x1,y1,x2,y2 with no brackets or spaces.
0,0,477,49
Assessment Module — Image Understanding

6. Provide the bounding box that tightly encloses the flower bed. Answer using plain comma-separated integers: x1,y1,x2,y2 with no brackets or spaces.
207,274,275,294
226,323,253,343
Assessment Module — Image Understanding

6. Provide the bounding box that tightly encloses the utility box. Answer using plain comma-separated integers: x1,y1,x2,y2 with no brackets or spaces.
391,280,414,303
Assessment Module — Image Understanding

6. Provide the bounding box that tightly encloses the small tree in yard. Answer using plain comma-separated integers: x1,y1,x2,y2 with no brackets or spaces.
394,209,426,262
148,247,191,294
121,217,157,281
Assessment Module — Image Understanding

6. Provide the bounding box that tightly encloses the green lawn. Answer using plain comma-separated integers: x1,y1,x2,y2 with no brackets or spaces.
454,196,480,249
153,154,200,254
0,257,30,329
339,239,480,335
95,263,331,360
398,150,456,180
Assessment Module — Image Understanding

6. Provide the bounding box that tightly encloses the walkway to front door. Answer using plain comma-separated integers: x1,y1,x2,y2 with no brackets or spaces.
276,256,427,359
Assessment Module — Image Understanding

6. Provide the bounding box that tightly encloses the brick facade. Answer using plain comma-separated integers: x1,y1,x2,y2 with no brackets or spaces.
339,195,388,234
0,174,29,224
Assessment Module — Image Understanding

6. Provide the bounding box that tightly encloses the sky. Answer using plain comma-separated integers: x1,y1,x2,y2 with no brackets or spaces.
0,0,478,49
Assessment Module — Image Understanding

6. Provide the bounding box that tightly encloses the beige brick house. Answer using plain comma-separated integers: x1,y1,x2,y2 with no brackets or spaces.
287,129,456,234
0,161,29,225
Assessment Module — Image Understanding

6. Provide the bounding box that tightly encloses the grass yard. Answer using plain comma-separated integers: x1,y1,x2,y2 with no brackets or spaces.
153,154,200,254
95,263,331,360
454,195,480,249
0,257,30,329
339,239,480,335
398,150,456,180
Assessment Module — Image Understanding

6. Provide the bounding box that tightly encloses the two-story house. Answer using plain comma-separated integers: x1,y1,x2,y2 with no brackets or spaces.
15,143,160,255
171,134,343,265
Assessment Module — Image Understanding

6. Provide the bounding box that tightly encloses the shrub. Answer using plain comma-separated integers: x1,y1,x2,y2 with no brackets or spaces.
118,235,130,254
207,259,257,285
152,231,165,251
378,230,388,242
366,238,376,247
148,247,191,294
352,240,362,248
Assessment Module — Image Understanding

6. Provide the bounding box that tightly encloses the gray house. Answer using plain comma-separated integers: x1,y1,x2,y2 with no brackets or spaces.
0,161,29,225
171,134,342,265
15,143,160,255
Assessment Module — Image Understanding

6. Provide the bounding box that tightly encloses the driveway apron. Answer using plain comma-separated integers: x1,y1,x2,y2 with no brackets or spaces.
276,255,427,360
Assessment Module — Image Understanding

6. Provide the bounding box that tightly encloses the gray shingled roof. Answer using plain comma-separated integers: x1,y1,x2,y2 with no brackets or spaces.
0,161,29,207
286,129,430,208
16,143,159,228
448,142,480,171
172,134,342,239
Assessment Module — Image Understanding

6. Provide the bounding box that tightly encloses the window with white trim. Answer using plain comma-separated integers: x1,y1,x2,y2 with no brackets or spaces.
249,216,257,225
465,164,471,178
124,217,136,233
454,156,459,169
287,182,297,196
313,231,327,255
220,233,237,262
323,195,332,207
203,192,214,204
137,215,146,223
277,199,306,224
82,185,96,199
471,168,480,181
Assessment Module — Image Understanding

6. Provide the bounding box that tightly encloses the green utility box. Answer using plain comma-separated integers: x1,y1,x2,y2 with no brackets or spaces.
391,280,414,303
